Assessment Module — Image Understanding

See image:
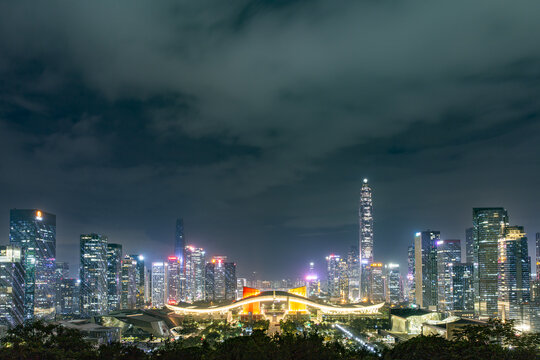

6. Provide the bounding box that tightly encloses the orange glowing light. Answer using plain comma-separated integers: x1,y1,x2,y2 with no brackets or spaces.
36,210,42,219
288,286,307,312
370,263,383,267
241,287,261,315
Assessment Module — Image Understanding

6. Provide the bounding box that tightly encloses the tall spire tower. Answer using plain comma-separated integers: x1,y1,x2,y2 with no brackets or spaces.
359,178,374,298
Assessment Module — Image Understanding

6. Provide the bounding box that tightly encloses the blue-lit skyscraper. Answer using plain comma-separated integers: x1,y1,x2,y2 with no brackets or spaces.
9,209,56,320
436,239,461,313
175,219,185,267
106,244,122,312
79,233,108,316
359,179,374,298
0,246,25,327
465,227,474,263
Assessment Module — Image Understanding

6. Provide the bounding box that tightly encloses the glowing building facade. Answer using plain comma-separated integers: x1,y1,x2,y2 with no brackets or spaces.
536,232,540,280
58,278,79,315
106,243,122,312
205,256,236,302
9,209,56,320
326,254,342,299
130,255,146,308
80,233,108,316
465,227,474,263
407,244,415,303
368,263,385,303
0,246,25,327
174,219,185,267
452,263,474,316
347,246,360,302
414,230,440,308
359,179,374,298
437,239,461,313
151,262,167,308
386,263,402,305
167,256,181,305
498,226,530,323
121,255,137,310
185,246,206,302
473,207,508,319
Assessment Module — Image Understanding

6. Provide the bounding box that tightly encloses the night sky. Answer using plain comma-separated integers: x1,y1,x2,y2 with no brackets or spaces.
1,0,539,279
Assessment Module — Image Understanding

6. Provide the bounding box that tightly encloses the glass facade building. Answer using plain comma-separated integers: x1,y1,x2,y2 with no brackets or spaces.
120,255,137,310
473,207,508,319
106,244,122,312
151,262,167,308
175,219,185,267
359,179,374,298
185,246,205,302
9,209,56,320
386,263,402,305
414,230,440,308
368,263,385,303
205,256,236,302
407,243,415,303
130,255,146,308
79,233,108,316
452,263,475,315
465,227,474,264
58,278,80,315
326,254,342,299
0,246,25,327
437,239,461,313
347,246,360,302
167,256,181,305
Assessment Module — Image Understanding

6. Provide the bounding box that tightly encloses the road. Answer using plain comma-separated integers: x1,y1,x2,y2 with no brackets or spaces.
334,323,382,356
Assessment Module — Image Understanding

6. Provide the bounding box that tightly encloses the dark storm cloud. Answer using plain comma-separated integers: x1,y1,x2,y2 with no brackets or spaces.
0,0,539,277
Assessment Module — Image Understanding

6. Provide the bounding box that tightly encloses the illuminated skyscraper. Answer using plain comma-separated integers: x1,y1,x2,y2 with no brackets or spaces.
185,246,205,302
151,262,167,307
347,246,360,302
452,263,474,316
368,263,385,303
407,244,415,303
0,246,25,327
414,230,440,308
205,256,236,302
58,279,80,315
79,234,108,316
121,255,137,310
130,255,146,308
167,256,181,305
385,263,402,305
465,228,474,263
9,209,56,320
359,179,374,297
473,207,508,319
536,232,540,280
436,239,461,313
54,262,69,313
498,226,530,323
175,219,185,267
305,262,320,298
106,244,122,312
326,254,341,299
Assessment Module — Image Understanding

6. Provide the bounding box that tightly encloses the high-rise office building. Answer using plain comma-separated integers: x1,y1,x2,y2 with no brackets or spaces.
338,258,349,303
465,228,474,263
54,262,69,313
386,263,402,305
368,263,385,303
130,255,146,308
414,230,440,308
326,254,342,299
175,219,185,267
151,262,167,307
167,256,181,305
359,179,374,298
347,246,360,302
9,209,56,320
106,244,122,312
205,256,236,302
437,239,461,313
473,207,508,319
185,246,205,302
121,255,137,310
79,234,108,316
0,246,25,327
452,263,474,316
407,244,415,303
498,226,531,323
58,279,80,315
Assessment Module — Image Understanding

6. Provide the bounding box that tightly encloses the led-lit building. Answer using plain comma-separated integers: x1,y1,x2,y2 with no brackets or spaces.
58,278,80,315
167,256,181,305
326,254,342,299
386,263,402,305
452,263,474,316
9,209,56,320
0,246,25,327
79,234,108,316
347,246,360,302
414,231,440,309
305,262,320,298
498,226,530,324
465,228,474,264
151,262,167,308
407,244,415,303
130,255,146,308
359,178,374,298
368,263,385,303
106,244,122,312
120,255,137,310
175,219,185,267
185,246,205,302
437,239,461,313
55,262,69,313
205,256,236,302
473,207,508,319
536,232,540,280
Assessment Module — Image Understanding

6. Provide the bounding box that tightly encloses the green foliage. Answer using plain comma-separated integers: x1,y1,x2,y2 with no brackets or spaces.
349,317,390,332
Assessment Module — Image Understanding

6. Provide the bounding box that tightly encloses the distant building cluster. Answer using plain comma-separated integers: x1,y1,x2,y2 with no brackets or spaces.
1,180,539,334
